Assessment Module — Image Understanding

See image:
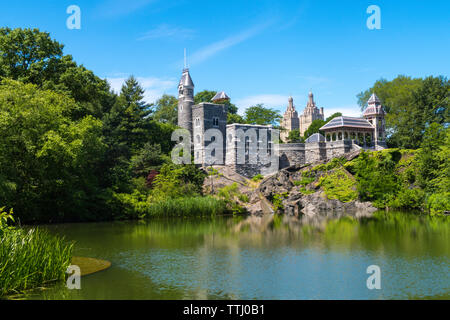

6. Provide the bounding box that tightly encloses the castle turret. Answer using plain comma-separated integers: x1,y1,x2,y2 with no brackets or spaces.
178,68,195,137
363,93,386,146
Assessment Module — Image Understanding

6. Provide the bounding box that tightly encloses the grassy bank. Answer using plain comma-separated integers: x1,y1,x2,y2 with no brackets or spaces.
0,210,73,297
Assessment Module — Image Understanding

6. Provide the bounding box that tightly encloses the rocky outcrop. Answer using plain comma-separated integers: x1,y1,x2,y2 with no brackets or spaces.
202,151,377,219
298,191,376,218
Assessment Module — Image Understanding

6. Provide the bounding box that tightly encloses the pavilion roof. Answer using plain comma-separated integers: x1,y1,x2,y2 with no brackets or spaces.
320,116,374,131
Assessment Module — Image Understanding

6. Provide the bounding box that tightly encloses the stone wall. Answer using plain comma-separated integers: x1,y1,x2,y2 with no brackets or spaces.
279,143,305,168
225,132,362,177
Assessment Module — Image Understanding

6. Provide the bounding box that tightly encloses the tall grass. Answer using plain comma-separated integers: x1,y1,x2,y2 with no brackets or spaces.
145,196,229,217
0,228,74,297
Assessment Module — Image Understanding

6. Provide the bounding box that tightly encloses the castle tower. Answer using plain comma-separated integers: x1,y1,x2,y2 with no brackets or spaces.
363,93,386,146
299,91,324,137
177,68,195,138
280,96,299,142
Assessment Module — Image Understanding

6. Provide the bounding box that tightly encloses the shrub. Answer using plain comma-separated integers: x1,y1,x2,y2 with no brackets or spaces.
251,174,264,182
272,192,288,212
388,188,425,210
318,169,358,203
426,193,450,215
293,177,315,186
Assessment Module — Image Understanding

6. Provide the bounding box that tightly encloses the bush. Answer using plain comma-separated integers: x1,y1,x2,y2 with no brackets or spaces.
388,188,425,210
426,193,450,215
293,177,315,186
251,174,264,182
272,192,288,212
318,169,358,203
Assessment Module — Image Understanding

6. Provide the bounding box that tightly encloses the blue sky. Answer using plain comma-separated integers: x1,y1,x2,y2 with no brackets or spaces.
1,0,449,117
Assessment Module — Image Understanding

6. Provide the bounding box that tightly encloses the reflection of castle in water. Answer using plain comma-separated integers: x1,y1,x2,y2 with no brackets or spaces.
177,67,386,178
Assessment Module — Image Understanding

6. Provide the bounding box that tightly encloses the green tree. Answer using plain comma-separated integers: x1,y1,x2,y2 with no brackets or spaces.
244,104,282,126
416,123,449,192
303,119,326,139
287,129,304,142
153,94,178,125
0,27,63,83
130,143,166,177
228,113,245,124
106,76,152,155
0,80,106,222
0,27,115,120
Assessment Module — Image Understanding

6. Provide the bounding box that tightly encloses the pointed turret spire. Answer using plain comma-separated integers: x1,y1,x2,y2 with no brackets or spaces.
368,93,381,105
179,68,194,88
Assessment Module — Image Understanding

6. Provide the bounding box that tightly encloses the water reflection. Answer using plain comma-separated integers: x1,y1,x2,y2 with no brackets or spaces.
22,212,449,300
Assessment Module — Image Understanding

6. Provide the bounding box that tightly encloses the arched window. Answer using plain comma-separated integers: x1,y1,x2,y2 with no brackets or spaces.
212,117,219,127
195,118,200,127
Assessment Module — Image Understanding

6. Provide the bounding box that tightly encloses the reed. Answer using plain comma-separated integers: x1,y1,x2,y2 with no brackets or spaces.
145,196,229,217
0,228,74,297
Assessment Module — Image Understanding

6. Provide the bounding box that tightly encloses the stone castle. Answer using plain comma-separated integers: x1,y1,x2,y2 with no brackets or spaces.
177,68,386,178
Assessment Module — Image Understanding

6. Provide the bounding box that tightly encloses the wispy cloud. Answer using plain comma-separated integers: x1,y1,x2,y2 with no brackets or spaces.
235,94,292,115
107,76,177,103
187,21,274,66
138,24,195,41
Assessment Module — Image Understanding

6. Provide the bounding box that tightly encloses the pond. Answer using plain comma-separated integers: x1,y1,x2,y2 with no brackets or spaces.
23,212,449,299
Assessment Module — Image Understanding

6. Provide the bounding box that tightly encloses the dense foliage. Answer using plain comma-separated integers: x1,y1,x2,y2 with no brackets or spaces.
345,125,449,213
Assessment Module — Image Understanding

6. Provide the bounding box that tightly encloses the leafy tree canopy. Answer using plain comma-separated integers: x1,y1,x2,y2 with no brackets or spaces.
287,129,304,143
153,94,178,125
0,27,115,119
244,104,282,126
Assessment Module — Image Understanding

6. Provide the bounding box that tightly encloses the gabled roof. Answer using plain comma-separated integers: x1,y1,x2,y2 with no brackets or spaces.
179,68,194,87
363,104,384,116
320,116,374,130
211,91,229,102
305,133,325,143
368,93,381,104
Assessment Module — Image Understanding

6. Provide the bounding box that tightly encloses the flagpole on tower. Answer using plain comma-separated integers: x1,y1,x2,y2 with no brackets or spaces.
184,48,187,69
